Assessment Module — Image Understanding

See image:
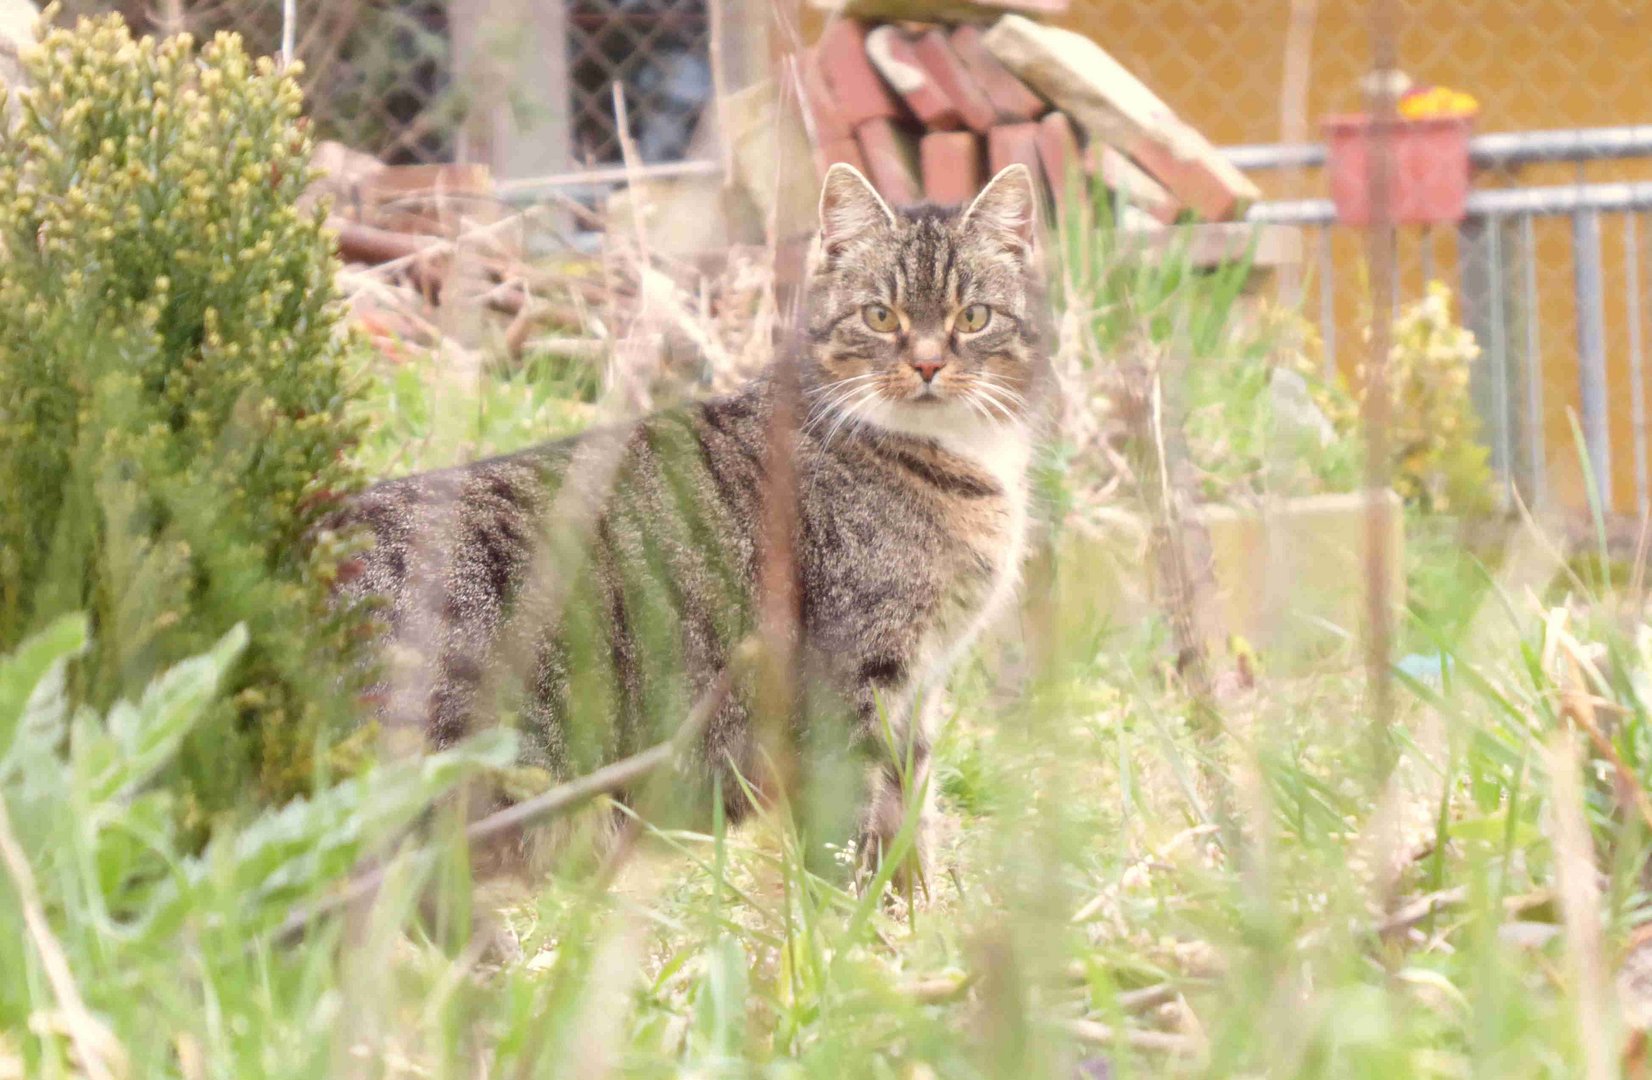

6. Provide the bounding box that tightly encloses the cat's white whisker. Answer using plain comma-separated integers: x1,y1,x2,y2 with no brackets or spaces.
966,382,1021,424
803,378,884,438
960,394,997,425
819,385,882,454
805,372,882,399
973,374,1028,409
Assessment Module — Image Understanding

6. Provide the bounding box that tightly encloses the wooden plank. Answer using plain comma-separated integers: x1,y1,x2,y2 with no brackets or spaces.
1088,143,1180,225
982,15,1259,221
807,0,1068,21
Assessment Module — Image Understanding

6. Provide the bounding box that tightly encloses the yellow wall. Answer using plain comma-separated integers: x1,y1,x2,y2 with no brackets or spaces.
1048,0,1652,513
793,1,1652,510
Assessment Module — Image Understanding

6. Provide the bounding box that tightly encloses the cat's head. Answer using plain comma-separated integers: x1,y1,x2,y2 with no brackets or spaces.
802,163,1050,439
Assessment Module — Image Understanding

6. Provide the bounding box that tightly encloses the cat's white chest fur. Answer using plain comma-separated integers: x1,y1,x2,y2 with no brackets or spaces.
863,401,1034,695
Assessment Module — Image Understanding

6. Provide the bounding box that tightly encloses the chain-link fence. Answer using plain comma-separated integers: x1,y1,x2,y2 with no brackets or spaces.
566,0,712,166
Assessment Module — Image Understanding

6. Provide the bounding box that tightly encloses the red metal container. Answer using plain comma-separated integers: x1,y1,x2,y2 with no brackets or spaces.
1323,114,1473,226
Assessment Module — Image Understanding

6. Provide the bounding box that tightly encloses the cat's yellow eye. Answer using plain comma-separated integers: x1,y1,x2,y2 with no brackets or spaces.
862,303,899,333
958,303,992,333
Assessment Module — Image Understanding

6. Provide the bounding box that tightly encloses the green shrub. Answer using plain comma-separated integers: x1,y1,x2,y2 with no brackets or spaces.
1294,280,1495,515
0,16,368,818
1379,281,1495,514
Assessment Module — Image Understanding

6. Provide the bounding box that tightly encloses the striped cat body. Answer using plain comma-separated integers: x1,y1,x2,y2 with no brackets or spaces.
340,164,1052,874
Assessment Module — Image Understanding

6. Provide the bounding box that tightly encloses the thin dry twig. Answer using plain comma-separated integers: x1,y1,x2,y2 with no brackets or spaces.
278,661,740,944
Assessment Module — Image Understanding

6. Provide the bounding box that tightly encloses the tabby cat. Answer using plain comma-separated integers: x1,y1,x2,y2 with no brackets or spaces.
340,163,1052,877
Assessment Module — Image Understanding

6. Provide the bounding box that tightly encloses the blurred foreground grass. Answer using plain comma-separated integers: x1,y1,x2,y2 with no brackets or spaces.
0,77,1638,1073
7,324,1651,1077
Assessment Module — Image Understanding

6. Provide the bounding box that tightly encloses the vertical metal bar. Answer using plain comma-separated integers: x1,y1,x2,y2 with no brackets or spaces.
1487,220,1514,498
1521,214,1546,507
1573,209,1612,502
1319,228,1337,379
1391,233,1403,311
1458,216,1509,487
1628,213,1648,519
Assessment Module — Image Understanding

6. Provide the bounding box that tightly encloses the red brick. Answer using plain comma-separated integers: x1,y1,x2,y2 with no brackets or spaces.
815,135,866,178
817,20,900,128
855,117,921,206
950,25,1045,123
800,53,853,143
920,131,983,206
910,29,998,134
865,26,962,131
987,121,1043,181
1037,112,1089,212
1087,143,1180,224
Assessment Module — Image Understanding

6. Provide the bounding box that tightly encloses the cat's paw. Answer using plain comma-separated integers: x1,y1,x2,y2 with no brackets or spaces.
853,819,932,905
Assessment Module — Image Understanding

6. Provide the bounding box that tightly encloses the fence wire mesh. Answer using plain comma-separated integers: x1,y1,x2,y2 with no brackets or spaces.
566,0,711,166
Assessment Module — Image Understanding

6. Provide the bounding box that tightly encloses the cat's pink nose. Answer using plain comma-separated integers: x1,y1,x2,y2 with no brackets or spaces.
910,338,946,383
911,359,946,383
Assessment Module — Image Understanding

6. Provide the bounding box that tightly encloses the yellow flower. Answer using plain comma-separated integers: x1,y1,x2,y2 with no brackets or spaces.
1400,85,1480,120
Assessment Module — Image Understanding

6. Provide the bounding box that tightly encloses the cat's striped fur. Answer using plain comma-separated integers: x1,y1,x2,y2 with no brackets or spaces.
339,164,1052,872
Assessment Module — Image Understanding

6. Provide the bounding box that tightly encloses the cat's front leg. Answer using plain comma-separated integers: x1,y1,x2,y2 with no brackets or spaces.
852,691,935,901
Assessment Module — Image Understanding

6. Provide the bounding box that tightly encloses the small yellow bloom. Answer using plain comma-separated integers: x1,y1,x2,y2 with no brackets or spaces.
1399,85,1480,120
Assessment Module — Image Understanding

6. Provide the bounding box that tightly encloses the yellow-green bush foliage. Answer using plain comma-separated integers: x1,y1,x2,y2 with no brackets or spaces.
1293,281,1495,515
1348,282,1495,514
1383,282,1495,514
0,16,368,816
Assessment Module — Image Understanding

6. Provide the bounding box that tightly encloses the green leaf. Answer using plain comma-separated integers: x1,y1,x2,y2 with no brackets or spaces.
84,622,247,802
0,613,88,771
139,728,518,940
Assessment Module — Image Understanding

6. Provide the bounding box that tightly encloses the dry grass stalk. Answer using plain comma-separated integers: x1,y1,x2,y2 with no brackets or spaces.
1548,730,1617,1080
1546,612,1652,833
0,794,128,1080
1361,0,1402,785
1061,1017,1201,1056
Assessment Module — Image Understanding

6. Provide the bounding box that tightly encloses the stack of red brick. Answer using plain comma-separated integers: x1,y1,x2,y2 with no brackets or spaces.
800,15,1257,225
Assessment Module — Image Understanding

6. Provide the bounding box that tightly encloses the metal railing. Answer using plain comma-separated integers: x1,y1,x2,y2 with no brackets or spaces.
1232,126,1652,513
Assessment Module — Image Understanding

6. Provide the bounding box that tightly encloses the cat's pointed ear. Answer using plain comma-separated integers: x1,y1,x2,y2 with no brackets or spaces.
962,164,1039,256
819,163,897,259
